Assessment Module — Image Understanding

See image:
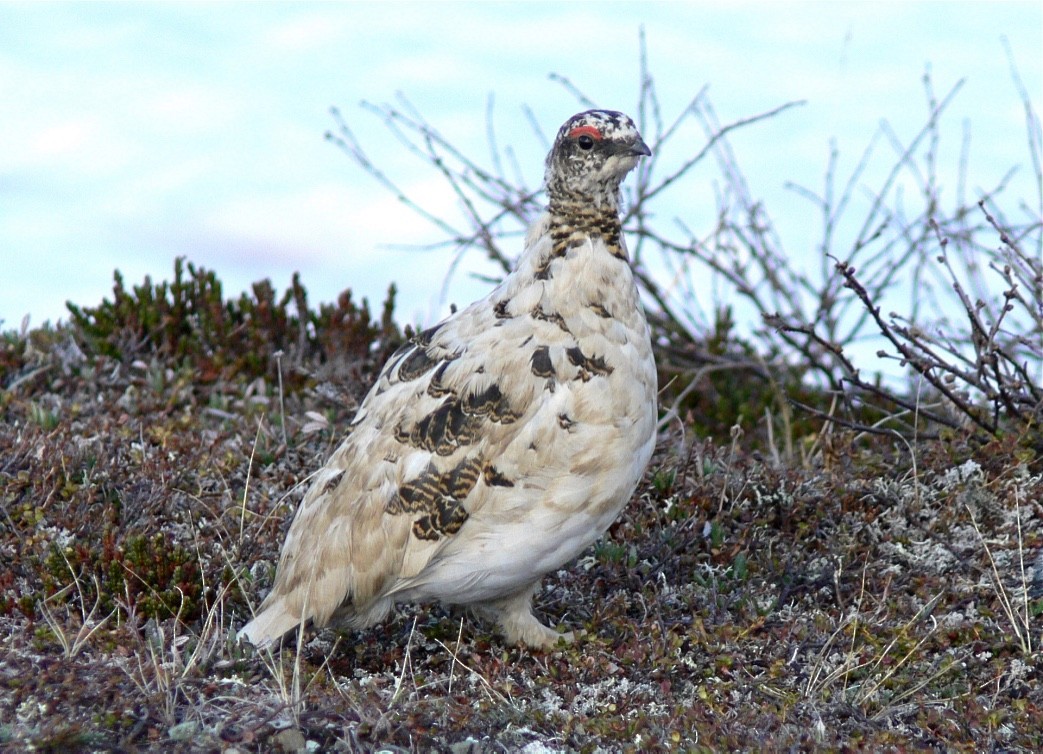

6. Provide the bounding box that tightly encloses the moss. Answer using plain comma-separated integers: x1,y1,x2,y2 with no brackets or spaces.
39,530,204,622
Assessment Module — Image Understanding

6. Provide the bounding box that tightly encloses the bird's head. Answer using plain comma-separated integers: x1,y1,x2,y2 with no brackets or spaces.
544,110,651,208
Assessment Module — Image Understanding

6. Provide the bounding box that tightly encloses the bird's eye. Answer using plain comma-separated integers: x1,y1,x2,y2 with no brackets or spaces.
577,134,595,150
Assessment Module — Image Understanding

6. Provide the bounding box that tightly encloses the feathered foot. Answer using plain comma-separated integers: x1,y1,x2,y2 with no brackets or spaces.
479,583,574,649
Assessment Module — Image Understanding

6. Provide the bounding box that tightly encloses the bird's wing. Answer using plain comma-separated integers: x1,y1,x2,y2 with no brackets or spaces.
242,267,579,640
240,222,658,648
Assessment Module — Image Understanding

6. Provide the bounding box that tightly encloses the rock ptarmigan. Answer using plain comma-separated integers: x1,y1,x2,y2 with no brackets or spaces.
238,110,657,649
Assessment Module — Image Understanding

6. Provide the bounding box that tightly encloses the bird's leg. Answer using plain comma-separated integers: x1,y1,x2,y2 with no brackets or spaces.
479,582,574,649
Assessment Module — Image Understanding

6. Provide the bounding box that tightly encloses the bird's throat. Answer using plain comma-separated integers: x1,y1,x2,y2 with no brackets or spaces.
544,198,627,264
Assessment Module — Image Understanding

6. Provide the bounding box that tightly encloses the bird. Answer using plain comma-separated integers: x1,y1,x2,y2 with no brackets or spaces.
238,109,657,650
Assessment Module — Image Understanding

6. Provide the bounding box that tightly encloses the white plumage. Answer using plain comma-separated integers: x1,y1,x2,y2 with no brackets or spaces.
239,110,657,649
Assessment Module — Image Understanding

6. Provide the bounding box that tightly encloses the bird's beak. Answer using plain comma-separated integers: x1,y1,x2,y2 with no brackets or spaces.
629,138,652,157
607,137,652,159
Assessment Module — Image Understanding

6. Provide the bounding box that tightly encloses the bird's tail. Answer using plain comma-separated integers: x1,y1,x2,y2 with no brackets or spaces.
237,600,301,649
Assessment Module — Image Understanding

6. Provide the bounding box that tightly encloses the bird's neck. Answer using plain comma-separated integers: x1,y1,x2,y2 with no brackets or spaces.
544,189,627,262
498,189,643,341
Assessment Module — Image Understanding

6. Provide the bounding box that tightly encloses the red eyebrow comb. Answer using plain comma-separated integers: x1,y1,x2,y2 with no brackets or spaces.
567,125,603,140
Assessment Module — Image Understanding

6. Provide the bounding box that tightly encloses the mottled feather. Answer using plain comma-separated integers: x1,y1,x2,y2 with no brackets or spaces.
239,110,657,649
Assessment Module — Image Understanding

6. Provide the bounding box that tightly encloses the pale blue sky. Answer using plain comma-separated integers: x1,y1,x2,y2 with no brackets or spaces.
2,1,1040,331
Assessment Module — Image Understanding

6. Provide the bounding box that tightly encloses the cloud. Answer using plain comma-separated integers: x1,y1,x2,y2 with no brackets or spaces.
257,13,352,53
142,87,242,134
29,120,99,159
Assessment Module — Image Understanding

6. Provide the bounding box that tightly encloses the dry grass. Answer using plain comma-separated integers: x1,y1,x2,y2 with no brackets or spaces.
1,297,1041,751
